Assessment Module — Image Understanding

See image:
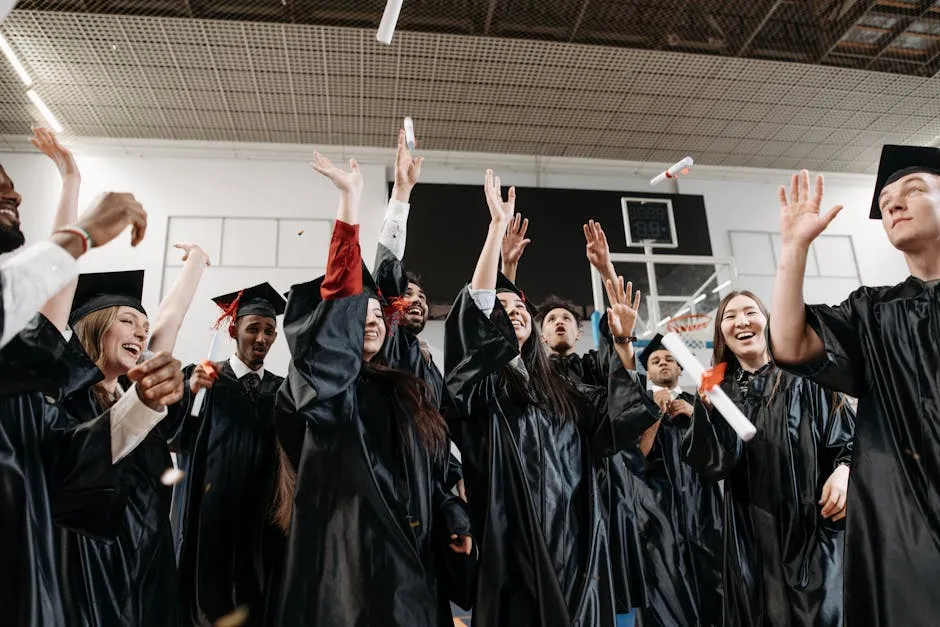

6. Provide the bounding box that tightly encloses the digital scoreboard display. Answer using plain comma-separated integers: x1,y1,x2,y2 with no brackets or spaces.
622,198,678,248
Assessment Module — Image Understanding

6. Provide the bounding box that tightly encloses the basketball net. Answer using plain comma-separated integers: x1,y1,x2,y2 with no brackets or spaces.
664,312,712,353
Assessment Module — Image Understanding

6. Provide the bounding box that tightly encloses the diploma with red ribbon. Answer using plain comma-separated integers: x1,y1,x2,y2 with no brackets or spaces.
190,327,222,417
661,332,757,441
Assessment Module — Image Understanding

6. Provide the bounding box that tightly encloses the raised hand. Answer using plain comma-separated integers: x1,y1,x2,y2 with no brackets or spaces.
77,192,147,247
778,170,843,248
311,152,363,198
584,220,611,270
605,276,642,338
502,213,531,266
174,243,211,267
393,128,423,200
484,169,515,223
30,126,79,180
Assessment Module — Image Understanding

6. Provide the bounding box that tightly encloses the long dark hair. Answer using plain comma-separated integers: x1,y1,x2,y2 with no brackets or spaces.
273,351,449,534
501,316,584,424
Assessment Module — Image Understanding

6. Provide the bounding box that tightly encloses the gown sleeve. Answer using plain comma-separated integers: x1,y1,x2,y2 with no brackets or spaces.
443,285,521,403
579,352,664,459
816,384,856,471
164,363,198,454
770,291,866,398
277,221,368,425
681,379,745,481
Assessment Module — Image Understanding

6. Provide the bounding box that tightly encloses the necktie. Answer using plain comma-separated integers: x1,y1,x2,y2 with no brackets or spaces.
242,372,261,398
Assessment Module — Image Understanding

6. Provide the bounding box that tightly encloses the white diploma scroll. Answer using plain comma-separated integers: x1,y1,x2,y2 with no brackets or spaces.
661,332,757,441
404,116,416,150
650,156,694,186
376,0,404,44
190,327,222,417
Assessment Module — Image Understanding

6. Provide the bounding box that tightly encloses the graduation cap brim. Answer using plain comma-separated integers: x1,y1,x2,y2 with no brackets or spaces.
495,273,537,316
638,333,681,371
212,282,286,319
69,270,146,326
870,144,940,219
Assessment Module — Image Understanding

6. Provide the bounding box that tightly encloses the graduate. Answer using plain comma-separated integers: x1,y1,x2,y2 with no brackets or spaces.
511,217,648,620
58,252,209,627
444,170,659,627
769,155,940,624
275,153,473,626
0,151,183,625
167,280,287,626
626,335,723,627
682,291,855,627
371,129,464,499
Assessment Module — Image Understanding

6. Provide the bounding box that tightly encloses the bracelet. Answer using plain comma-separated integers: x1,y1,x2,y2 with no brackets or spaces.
54,225,94,254
613,335,637,345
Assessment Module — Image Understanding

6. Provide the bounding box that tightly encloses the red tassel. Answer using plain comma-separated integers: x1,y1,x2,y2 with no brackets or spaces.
700,362,727,392
214,290,244,338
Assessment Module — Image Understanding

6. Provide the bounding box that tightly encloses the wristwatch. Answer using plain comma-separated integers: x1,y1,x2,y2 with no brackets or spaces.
613,335,637,345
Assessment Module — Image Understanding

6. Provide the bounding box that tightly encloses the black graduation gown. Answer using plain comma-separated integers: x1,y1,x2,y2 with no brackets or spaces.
682,365,854,627
772,277,940,625
443,286,659,627
57,385,180,627
550,349,648,614
623,385,723,627
167,360,284,626
0,315,124,627
275,277,473,627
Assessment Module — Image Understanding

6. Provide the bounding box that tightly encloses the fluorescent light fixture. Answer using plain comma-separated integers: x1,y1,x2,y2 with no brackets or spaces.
656,316,670,327
711,280,731,294
0,34,32,86
693,293,707,304
641,330,653,338
26,90,63,133
675,306,690,316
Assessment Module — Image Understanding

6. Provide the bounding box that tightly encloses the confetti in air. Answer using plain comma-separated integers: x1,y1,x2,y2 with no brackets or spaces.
297,230,304,236
160,468,185,486
213,606,249,627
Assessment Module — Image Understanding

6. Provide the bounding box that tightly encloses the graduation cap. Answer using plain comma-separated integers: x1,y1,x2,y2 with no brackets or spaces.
870,144,940,219
69,270,146,326
495,273,537,316
212,282,286,321
638,333,682,372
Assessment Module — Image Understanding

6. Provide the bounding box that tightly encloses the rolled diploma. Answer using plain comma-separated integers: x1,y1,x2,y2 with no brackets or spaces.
660,332,757,441
376,0,404,44
650,156,694,186
190,328,221,417
404,116,415,150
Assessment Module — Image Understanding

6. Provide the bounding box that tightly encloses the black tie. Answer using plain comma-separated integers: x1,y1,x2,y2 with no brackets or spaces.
242,372,261,397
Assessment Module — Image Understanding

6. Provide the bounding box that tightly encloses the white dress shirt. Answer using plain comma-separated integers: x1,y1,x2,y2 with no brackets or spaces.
109,383,169,463
229,354,264,380
378,198,410,261
0,240,79,349
649,381,684,399
469,287,527,380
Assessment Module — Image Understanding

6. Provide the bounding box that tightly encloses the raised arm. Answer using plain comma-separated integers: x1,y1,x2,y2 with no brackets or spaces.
500,213,530,283
148,243,210,354
471,170,515,293
605,275,641,371
33,128,82,332
375,129,423,295
770,170,843,365
584,219,618,288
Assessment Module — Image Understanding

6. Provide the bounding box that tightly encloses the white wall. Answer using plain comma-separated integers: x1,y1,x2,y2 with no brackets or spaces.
0,136,912,374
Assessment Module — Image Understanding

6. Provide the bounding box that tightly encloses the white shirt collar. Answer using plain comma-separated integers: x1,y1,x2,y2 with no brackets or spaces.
229,354,264,380
649,381,683,398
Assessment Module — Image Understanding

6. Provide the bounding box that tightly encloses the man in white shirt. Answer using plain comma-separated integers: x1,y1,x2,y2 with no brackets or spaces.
0,161,149,349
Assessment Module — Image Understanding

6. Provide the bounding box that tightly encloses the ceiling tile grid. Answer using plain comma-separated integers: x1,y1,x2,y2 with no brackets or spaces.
0,9,939,172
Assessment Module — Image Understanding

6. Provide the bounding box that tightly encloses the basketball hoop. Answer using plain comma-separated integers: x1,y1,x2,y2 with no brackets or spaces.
665,312,713,352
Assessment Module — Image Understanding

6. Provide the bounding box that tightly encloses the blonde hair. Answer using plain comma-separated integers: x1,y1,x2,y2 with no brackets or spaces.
73,306,122,409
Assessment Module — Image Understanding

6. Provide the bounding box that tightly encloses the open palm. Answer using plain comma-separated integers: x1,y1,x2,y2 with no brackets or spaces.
311,151,363,197
484,169,515,222
778,170,843,247
31,126,79,179
605,276,642,337
502,213,531,265
395,129,423,191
